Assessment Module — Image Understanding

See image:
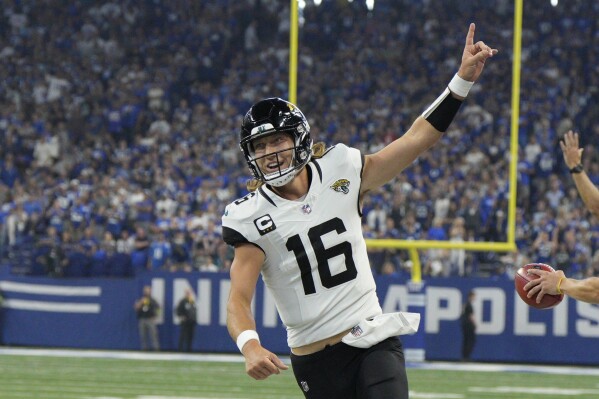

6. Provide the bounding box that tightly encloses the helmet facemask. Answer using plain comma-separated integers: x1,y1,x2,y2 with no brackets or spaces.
240,98,313,187
241,125,312,187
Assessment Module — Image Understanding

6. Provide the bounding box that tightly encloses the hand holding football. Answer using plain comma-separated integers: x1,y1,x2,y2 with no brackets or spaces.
514,263,564,309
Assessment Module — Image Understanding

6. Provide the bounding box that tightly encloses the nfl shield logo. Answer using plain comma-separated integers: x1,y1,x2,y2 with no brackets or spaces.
350,325,363,337
301,204,312,214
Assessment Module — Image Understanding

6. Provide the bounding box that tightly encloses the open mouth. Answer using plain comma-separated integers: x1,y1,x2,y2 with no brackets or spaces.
265,161,283,172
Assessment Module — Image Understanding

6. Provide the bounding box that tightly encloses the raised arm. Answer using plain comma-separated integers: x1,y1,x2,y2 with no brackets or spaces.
227,243,288,379
560,130,599,218
361,23,498,193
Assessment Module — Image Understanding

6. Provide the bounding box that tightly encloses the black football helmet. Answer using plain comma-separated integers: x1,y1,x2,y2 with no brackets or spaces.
240,97,312,187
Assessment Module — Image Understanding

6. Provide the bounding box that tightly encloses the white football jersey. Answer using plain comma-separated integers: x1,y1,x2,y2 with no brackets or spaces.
222,144,382,348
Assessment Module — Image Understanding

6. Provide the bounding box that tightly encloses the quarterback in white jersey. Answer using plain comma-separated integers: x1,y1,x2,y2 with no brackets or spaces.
223,23,497,399
223,143,382,348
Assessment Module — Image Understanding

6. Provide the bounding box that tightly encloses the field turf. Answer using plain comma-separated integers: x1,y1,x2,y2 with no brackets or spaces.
1,350,598,399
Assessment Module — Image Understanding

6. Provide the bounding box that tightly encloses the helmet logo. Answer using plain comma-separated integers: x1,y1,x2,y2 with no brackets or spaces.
250,123,275,136
330,179,350,194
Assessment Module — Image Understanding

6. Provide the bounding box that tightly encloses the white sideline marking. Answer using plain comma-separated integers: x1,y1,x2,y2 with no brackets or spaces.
3,347,599,377
410,360,599,376
0,347,247,363
86,397,241,399
88,396,462,399
470,386,599,395
409,392,463,398
139,397,240,399
88,397,240,399
5,348,598,399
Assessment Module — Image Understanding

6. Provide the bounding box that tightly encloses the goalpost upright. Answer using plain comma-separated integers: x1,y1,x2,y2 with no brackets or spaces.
288,0,523,282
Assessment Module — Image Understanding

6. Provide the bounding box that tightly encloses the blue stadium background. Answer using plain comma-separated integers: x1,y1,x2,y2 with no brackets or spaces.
0,0,598,364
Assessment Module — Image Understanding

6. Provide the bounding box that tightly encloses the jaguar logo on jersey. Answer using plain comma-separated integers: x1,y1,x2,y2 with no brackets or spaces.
254,214,276,236
330,179,350,194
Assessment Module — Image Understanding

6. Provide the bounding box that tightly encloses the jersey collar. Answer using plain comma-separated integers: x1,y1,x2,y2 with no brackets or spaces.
259,161,322,207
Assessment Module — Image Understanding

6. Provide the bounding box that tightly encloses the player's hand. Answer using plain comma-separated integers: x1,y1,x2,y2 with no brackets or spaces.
559,130,583,169
524,269,564,303
243,340,289,380
457,23,498,82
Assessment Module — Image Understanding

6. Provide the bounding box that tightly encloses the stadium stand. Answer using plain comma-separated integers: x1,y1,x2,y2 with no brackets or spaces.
0,0,597,279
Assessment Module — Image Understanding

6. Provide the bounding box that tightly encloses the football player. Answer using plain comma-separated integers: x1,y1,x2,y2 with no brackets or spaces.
222,23,497,399
525,130,599,305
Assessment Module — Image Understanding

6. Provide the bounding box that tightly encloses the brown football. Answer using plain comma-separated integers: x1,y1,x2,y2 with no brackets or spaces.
515,263,564,309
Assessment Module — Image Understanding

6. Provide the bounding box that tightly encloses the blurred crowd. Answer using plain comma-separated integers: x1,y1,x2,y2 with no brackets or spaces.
0,0,597,280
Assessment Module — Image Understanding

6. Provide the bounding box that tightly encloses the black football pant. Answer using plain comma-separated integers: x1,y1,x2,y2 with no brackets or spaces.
462,324,476,360
290,337,408,399
178,322,195,352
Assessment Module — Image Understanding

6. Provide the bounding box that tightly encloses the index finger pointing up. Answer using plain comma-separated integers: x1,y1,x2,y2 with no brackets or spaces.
466,23,476,47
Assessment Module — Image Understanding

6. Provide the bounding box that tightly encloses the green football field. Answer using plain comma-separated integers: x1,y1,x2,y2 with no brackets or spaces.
1,350,599,399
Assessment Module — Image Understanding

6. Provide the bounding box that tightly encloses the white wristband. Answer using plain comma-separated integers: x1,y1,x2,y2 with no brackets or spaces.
448,74,474,98
236,330,260,353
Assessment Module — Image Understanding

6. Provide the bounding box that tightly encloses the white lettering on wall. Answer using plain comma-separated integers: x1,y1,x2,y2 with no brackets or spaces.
425,287,461,333
514,293,546,336
552,296,568,336
382,285,409,313
219,279,231,326
150,277,599,338
576,301,599,337
474,288,505,334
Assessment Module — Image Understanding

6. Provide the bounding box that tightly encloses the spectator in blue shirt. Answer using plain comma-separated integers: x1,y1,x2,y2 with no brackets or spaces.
148,232,172,271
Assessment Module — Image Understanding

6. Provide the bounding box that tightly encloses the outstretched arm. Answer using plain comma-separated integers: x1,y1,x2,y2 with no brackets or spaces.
560,130,599,218
525,268,599,304
227,244,288,380
361,23,498,194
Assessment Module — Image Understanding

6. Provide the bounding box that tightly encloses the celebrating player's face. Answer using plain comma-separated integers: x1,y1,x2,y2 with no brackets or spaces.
251,132,295,175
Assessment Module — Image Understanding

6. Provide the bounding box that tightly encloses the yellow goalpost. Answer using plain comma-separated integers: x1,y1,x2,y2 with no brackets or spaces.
288,0,523,282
